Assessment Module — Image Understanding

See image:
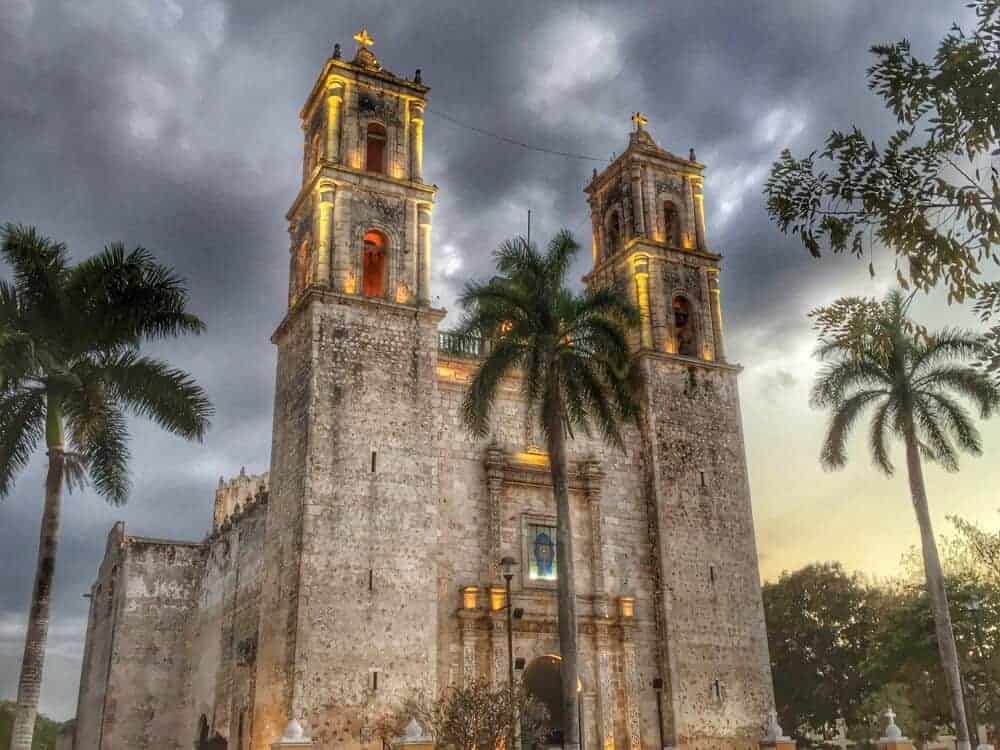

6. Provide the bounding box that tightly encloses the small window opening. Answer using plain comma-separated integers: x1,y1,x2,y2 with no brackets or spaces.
365,123,387,174
362,231,387,298
606,211,622,258
673,297,697,357
700,470,706,487
369,568,374,591
372,670,380,691
709,565,716,584
712,679,722,700
371,450,377,473
663,201,680,246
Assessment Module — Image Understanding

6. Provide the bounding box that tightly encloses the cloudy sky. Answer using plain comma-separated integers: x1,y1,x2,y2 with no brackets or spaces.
2,0,998,721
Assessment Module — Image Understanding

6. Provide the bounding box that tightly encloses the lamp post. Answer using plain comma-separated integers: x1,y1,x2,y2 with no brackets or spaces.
500,556,518,750
653,678,665,750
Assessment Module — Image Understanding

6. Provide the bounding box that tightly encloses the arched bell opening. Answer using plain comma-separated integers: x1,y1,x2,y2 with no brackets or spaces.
362,230,388,298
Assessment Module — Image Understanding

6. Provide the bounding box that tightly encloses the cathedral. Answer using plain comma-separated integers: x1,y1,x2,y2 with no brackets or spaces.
69,31,775,750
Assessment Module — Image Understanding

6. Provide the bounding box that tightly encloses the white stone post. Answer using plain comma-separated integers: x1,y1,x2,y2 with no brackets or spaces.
631,166,645,238
417,203,432,304
271,719,313,749
409,101,425,182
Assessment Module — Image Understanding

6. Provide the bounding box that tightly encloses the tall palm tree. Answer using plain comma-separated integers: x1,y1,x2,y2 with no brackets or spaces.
813,289,1000,750
0,224,213,750
458,230,641,750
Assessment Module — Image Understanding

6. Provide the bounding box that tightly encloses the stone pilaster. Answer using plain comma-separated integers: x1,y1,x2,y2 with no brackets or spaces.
584,461,608,618
458,609,479,687
691,177,707,251
315,187,334,287
325,78,344,163
484,447,504,584
632,256,652,350
409,100,424,182
595,622,616,750
489,609,506,689
417,203,432,305
706,268,725,362
621,620,643,750
332,186,353,293
631,166,645,238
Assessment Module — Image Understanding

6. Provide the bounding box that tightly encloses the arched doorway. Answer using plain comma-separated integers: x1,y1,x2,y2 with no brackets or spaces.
523,655,564,747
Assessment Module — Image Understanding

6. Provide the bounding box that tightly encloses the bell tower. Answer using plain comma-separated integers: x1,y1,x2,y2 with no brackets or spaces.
286,27,435,310
255,31,445,750
584,113,724,362
585,119,774,748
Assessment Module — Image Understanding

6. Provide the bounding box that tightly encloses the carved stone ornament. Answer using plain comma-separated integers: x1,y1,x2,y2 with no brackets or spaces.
361,191,405,225
655,177,684,196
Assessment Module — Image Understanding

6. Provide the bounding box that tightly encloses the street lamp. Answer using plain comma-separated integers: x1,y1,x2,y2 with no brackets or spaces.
653,678,665,750
500,556,517,693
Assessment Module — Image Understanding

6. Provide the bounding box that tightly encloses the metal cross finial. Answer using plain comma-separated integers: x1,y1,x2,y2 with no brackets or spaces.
632,111,648,130
353,27,374,49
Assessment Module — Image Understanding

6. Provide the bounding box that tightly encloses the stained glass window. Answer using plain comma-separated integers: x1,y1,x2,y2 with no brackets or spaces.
527,523,557,581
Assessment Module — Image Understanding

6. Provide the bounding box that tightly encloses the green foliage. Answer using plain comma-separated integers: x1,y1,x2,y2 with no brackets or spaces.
811,290,999,474
764,0,1000,369
386,681,550,750
0,701,65,750
0,223,213,503
763,563,884,743
457,230,642,448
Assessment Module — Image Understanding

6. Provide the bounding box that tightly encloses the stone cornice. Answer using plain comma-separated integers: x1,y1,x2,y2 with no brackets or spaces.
299,57,429,122
286,162,436,220
637,349,743,374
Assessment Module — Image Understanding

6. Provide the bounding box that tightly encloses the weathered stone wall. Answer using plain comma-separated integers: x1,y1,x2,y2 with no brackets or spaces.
285,293,443,748
73,523,126,750
187,497,268,748
640,357,774,750
96,536,205,749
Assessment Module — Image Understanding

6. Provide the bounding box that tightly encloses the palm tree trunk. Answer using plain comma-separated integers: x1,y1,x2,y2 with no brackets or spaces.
546,393,580,750
9,402,65,750
904,426,972,750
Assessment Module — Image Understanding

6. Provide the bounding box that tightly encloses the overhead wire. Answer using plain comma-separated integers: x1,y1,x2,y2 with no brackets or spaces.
426,107,609,164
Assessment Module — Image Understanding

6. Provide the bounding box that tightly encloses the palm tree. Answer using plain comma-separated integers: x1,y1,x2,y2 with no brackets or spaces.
0,224,213,750
812,290,1000,750
458,230,641,750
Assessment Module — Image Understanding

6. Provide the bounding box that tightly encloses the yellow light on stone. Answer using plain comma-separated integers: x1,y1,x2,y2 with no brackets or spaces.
489,586,507,611
513,450,549,467
462,586,479,610
618,596,635,619
343,272,356,295
395,284,410,304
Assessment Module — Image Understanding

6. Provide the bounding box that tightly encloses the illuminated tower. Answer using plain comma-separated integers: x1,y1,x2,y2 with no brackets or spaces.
585,114,774,749
254,30,443,749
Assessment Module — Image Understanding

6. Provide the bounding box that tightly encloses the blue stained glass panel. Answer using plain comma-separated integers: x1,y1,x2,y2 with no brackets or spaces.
528,523,557,581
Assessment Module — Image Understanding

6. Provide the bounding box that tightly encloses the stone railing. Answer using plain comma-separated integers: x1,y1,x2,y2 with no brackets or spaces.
438,331,485,359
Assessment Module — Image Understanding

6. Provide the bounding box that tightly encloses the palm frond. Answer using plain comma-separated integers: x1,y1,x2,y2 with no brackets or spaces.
543,230,579,290
87,352,213,440
811,358,891,409
461,340,524,439
915,365,1000,418
820,389,887,470
0,388,46,498
868,399,896,475
65,391,131,505
912,397,959,471
919,391,982,457
909,328,988,376
67,243,206,351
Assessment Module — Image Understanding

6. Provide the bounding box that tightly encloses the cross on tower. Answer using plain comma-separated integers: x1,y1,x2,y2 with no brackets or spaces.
631,111,648,130
353,27,374,50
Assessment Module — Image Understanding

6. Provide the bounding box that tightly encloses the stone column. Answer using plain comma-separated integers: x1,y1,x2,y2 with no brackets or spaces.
595,622,616,750
590,208,602,266
417,203,433,305
632,256,652,350
315,188,334,287
332,187,353,293
325,78,345,163
630,166,645,238
458,607,479,687
692,177,707,251
643,168,657,243
409,100,425,182
706,268,725,362
697,267,714,361
620,616,643,750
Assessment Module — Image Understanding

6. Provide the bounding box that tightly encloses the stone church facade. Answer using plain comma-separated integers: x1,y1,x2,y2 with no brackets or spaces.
70,33,774,750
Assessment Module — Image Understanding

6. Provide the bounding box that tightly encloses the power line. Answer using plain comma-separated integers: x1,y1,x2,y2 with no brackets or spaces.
427,107,608,163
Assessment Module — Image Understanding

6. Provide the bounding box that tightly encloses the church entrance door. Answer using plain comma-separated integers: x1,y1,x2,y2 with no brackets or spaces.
523,654,564,749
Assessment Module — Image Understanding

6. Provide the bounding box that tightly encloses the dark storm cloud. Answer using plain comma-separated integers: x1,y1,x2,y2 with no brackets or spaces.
0,0,972,718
